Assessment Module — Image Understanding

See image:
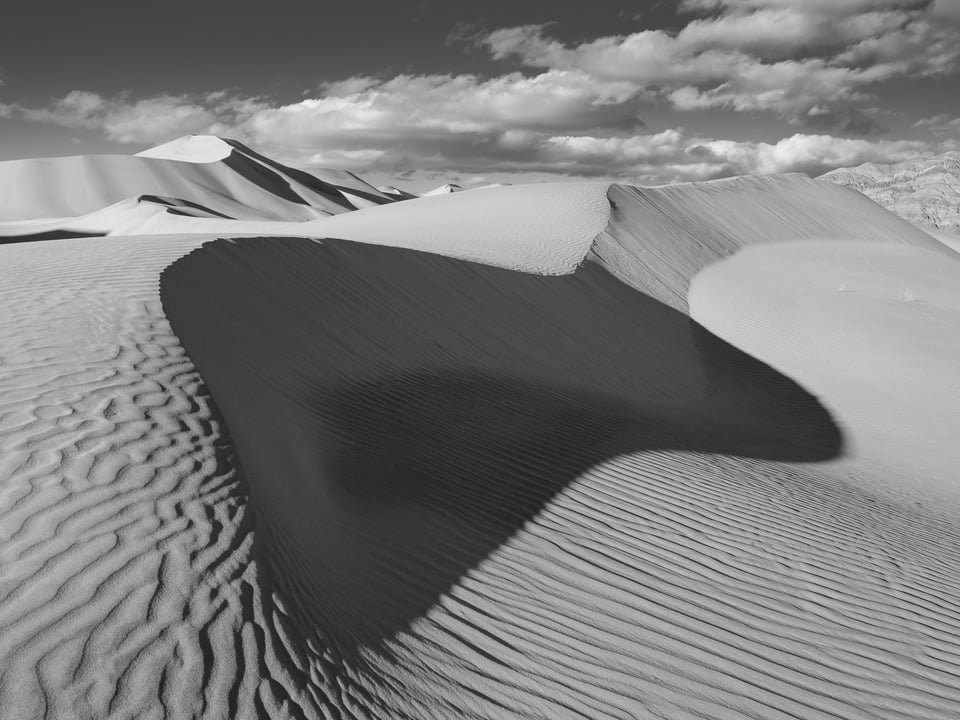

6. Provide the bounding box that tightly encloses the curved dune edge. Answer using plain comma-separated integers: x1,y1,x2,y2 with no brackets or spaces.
591,173,951,312
690,239,960,506
589,172,960,508
162,230,958,719
0,181,612,719
0,141,362,225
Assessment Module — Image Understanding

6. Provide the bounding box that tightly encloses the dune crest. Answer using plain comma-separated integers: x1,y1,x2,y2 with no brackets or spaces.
592,173,950,311
0,136,404,240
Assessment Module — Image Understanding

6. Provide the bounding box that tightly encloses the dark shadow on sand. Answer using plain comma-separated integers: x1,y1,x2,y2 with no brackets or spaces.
223,139,368,211
1,229,105,244
160,236,842,659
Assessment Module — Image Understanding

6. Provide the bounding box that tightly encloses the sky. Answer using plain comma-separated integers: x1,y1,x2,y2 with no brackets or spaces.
1,0,959,190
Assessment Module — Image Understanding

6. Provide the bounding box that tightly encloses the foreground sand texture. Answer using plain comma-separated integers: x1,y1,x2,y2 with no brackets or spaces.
0,236,340,718
2,139,960,718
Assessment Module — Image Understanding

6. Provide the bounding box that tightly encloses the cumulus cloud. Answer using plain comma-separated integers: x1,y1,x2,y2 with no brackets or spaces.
914,114,960,135
6,1,957,183
486,1,959,132
6,90,264,144
250,71,642,143
5,83,947,184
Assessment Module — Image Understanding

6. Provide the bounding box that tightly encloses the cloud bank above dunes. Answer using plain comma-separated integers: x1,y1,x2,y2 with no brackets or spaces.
2,0,959,182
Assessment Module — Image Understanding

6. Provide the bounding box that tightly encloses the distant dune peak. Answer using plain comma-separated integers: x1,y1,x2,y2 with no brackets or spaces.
135,134,236,163
422,183,463,196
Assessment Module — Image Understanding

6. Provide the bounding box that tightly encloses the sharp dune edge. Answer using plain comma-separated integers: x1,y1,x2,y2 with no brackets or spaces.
2,140,960,719
0,136,397,241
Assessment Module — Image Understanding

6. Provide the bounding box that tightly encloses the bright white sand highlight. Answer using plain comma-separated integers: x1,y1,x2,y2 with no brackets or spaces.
309,182,611,273
594,174,948,311
690,240,960,502
135,134,235,163
0,136,407,238
107,182,611,273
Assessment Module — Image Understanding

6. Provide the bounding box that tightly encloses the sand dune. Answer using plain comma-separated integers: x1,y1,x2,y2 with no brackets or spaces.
912,222,960,253
4,144,960,719
594,173,950,311
0,135,404,242
0,234,327,718
158,229,960,719
691,239,960,499
422,182,464,196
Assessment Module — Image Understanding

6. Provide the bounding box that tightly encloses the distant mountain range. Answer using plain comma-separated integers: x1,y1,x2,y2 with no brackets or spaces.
820,151,960,235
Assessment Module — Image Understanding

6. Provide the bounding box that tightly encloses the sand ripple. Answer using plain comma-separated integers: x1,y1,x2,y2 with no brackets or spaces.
0,236,326,719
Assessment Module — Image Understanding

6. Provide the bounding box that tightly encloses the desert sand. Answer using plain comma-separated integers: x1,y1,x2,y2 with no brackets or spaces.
2,136,959,719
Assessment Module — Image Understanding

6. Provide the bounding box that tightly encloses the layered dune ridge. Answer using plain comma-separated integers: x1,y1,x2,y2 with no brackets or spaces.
0,136,399,243
2,137,960,719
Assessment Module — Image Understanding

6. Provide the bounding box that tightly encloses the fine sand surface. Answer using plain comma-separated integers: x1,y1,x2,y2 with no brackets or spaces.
690,240,960,500
911,222,960,254
0,234,337,719
0,137,392,242
4,147,960,719
593,174,950,312
159,232,960,720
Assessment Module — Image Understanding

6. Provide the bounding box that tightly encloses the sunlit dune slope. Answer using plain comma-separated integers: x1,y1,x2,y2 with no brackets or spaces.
593,173,950,311
0,136,378,226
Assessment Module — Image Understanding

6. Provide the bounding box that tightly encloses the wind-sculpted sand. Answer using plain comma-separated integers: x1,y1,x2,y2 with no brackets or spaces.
0,235,331,719
4,144,960,718
160,233,960,718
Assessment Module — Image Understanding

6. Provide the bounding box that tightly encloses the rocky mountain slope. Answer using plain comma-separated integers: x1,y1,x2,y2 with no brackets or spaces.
820,151,960,233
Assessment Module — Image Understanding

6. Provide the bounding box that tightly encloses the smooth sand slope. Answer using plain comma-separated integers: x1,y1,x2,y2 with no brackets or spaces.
593,173,951,312
0,136,399,243
691,240,960,497
4,151,960,719
911,222,960,254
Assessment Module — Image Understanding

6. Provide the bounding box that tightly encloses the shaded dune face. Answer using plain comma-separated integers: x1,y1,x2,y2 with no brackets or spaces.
160,237,840,659
0,228,106,244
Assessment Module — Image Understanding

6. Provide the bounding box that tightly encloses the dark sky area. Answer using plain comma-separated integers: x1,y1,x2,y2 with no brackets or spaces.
1,0,958,186
1,1,676,101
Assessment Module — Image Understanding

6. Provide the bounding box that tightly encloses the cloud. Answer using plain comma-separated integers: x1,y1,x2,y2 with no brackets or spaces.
5,82,946,184
914,114,960,135
6,1,956,183
695,133,931,176
7,90,263,143
485,2,959,133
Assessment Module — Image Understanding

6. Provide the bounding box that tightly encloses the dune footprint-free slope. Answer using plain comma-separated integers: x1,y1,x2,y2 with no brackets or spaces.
160,234,960,719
